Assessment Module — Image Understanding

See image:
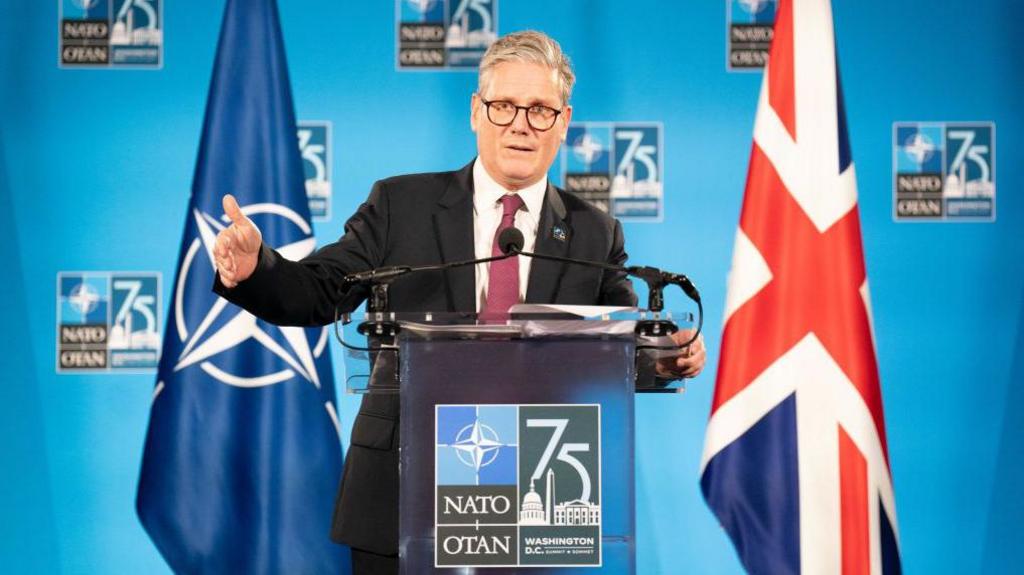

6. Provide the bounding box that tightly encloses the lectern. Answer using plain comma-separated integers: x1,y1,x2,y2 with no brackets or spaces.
343,307,688,574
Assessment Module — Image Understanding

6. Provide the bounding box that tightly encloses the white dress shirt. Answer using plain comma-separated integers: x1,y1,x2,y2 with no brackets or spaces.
472,158,546,312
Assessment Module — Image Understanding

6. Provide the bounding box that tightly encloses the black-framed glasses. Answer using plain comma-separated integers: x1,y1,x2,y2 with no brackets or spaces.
479,96,562,131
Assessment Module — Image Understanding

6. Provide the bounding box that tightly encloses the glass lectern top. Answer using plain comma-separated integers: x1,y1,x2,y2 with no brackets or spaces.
335,306,695,395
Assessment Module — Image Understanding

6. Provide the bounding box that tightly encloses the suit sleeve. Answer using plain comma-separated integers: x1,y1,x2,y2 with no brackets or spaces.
212,180,391,326
598,218,639,307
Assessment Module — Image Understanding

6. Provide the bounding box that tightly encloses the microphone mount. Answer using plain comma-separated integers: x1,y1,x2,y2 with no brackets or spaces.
498,227,702,345
340,267,413,316
500,248,701,312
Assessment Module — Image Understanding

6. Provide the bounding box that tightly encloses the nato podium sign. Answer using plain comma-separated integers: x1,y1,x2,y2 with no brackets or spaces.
381,311,648,574
435,404,602,567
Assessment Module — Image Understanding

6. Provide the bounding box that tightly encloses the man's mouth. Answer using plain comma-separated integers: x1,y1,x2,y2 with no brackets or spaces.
505,144,535,152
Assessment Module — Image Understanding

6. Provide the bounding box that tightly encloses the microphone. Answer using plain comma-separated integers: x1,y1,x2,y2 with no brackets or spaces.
342,252,518,289
344,224,700,313
336,228,522,339
626,266,701,304
499,226,702,345
341,266,413,286
497,227,525,256
345,227,528,291
340,230,523,300
498,227,701,306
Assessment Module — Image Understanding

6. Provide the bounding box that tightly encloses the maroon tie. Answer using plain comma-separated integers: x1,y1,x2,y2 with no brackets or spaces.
480,194,525,320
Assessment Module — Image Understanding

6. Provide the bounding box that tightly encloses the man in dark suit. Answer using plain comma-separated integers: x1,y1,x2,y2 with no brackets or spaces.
212,30,705,575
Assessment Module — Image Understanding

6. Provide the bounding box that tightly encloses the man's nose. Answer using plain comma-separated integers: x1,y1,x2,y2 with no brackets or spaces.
509,108,531,133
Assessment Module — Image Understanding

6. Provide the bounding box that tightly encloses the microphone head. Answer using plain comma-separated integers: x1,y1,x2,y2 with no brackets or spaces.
497,227,525,255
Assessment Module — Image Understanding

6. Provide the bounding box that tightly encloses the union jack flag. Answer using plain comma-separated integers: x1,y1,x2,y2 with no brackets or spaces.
700,1,902,573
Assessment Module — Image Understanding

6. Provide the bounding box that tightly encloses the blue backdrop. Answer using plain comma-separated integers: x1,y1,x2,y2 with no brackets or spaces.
1,1,1021,573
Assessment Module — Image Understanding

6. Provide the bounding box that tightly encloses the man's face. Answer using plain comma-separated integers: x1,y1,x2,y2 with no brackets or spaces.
471,61,572,190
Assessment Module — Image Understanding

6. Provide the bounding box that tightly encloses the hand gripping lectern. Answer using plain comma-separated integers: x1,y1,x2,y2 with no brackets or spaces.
343,306,689,574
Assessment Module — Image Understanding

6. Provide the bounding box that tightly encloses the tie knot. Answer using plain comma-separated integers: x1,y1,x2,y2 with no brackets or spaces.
499,194,524,217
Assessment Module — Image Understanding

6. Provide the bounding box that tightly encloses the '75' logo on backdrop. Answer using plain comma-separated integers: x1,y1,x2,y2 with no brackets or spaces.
298,121,332,221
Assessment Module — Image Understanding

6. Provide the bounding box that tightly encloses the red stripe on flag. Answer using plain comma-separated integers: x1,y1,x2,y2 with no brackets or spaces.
712,144,792,412
712,143,891,465
768,0,796,140
839,426,870,575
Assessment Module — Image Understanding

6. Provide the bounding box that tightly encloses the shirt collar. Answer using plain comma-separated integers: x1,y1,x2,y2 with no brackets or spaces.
472,157,547,217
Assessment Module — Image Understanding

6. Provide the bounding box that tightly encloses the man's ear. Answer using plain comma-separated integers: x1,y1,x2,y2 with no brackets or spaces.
470,93,480,133
559,104,573,141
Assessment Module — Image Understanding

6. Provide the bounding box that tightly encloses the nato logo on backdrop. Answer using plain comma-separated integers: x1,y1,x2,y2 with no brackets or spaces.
435,404,601,568
893,122,996,221
560,122,664,222
298,121,332,221
59,0,163,68
57,272,161,372
726,0,776,71
396,0,498,69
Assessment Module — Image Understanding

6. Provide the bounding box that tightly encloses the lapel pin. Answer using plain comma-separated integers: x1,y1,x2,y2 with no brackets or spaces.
552,225,567,242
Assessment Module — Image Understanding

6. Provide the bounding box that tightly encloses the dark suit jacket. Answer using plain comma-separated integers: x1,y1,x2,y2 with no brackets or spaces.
214,160,637,555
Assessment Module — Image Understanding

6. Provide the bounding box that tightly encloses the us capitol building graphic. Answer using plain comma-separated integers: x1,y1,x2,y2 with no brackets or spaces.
110,7,162,47
519,468,600,526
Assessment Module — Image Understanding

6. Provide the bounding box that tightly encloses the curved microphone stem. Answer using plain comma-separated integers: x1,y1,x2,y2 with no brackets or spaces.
510,245,703,350
342,252,517,290
512,248,701,309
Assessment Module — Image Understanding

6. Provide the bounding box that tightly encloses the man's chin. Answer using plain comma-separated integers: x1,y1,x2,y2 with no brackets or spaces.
493,160,541,186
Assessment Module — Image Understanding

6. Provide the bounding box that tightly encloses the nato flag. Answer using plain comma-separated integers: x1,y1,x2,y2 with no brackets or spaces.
136,0,348,572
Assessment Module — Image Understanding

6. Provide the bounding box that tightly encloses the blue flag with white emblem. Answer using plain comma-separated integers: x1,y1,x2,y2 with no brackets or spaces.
136,0,348,572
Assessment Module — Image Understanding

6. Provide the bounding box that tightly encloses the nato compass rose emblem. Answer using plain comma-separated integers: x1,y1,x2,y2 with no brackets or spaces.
571,132,605,167
72,0,101,11
902,132,936,167
738,0,771,15
170,202,328,389
446,419,510,480
406,0,438,14
68,282,102,317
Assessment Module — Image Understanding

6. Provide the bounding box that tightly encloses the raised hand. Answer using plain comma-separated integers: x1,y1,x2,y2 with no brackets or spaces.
213,194,262,288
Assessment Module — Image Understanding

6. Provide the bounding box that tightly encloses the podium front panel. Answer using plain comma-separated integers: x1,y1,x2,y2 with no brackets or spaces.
399,336,636,574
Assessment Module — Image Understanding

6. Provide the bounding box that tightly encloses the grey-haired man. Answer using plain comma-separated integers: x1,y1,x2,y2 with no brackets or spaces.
213,30,705,574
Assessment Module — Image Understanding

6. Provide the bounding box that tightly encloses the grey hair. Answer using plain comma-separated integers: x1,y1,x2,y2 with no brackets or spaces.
478,30,575,106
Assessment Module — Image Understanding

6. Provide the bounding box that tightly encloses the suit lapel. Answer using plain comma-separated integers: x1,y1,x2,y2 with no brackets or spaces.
432,162,476,312
526,183,571,304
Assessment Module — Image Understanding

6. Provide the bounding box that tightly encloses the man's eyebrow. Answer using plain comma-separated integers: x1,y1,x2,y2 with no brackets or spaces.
527,98,559,107
490,94,560,107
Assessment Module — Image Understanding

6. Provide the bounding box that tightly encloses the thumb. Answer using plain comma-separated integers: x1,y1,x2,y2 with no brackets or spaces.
672,328,695,345
222,194,249,227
